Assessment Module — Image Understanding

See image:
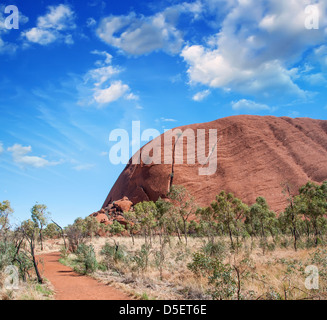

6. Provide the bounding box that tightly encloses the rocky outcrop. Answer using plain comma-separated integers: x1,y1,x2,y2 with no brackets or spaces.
90,197,133,228
101,115,327,213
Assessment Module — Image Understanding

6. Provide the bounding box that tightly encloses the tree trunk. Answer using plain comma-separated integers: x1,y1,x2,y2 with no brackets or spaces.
30,238,43,284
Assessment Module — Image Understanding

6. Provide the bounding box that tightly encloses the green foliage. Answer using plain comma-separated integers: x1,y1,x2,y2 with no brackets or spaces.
100,242,127,269
188,252,236,300
134,201,157,244
110,220,125,235
201,240,226,259
210,191,249,249
84,216,100,238
168,185,196,245
0,200,13,231
132,244,151,274
245,197,277,239
75,243,98,274
43,223,61,239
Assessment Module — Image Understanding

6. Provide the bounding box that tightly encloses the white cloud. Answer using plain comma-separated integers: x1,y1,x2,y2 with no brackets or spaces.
97,13,181,55
96,3,199,55
125,92,139,101
73,163,95,171
7,144,61,168
231,99,271,111
192,89,210,102
91,50,113,65
23,4,76,45
160,117,177,122
37,4,75,31
86,17,97,28
304,73,327,86
94,80,130,105
0,142,4,154
81,50,137,107
85,65,121,87
24,28,57,45
181,0,327,98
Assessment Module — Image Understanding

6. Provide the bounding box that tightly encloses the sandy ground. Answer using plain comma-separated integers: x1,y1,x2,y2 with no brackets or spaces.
38,252,132,300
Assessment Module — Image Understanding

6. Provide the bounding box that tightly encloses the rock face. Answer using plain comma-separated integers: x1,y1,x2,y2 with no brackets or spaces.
91,197,132,229
102,115,327,213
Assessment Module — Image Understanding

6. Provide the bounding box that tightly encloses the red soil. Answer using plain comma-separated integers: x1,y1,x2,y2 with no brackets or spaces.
39,252,131,300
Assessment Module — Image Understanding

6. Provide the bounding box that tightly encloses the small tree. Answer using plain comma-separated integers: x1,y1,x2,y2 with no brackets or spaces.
168,185,197,246
0,200,13,244
211,191,248,250
65,218,86,253
31,204,49,251
134,201,157,245
84,216,100,240
20,219,43,284
0,200,13,229
124,211,140,245
298,181,327,245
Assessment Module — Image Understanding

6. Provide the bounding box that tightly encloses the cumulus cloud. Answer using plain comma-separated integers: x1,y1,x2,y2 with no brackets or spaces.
96,2,203,55
81,50,137,107
192,89,210,102
94,80,130,105
181,0,327,98
97,12,183,55
23,4,76,45
7,144,61,168
231,99,271,111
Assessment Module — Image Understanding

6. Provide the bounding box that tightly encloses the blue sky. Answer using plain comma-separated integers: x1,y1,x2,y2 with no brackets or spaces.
0,0,326,227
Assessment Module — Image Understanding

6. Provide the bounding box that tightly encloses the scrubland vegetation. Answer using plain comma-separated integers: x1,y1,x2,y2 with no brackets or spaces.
1,180,327,300
60,181,327,300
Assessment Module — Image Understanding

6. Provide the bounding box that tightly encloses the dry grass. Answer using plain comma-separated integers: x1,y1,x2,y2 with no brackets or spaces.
0,239,59,300
0,271,54,300
60,235,326,300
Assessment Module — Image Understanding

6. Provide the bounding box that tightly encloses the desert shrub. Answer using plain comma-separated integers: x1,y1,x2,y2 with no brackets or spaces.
100,242,127,271
267,242,276,252
308,248,327,293
0,241,33,282
264,287,282,300
110,221,125,235
201,240,226,258
188,252,236,300
0,242,14,271
75,244,98,274
132,244,151,275
280,237,290,249
59,245,69,260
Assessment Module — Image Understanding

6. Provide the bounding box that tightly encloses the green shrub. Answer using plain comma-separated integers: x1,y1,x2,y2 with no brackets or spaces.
188,252,236,300
100,242,127,270
201,240,226,258
132,244,151,274
75,244,98,274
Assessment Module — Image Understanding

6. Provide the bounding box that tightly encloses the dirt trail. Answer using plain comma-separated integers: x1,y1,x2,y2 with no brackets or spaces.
38,252,131,300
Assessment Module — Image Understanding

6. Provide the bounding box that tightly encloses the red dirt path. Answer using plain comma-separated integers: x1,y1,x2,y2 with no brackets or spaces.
39,252,131,300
